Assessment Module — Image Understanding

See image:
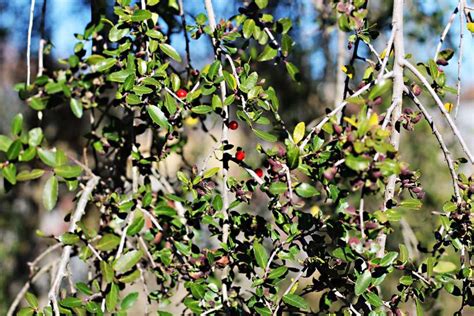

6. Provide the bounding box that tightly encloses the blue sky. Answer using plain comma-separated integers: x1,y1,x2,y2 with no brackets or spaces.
36,0,474,87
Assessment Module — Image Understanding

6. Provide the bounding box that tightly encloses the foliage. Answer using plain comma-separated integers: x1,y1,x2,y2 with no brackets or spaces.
2,0,473,315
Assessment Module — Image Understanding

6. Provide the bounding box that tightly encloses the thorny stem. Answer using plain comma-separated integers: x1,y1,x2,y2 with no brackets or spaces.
203,0,231,305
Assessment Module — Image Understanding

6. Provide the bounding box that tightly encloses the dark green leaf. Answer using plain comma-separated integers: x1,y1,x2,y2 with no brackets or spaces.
114,250,143,273
43,175,58,211
282,294,309,310
295,183,319,198
159,43,182,62
253,240,269,269
70,98,84,118
355,270,372,296
54,165,82,179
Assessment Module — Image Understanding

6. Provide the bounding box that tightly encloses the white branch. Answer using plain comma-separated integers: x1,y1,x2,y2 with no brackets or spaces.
48,176,99,316
27,0,36,86
204,0,231,305
403,59,474,164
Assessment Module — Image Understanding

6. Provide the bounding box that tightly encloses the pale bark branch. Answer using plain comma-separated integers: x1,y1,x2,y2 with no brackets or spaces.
27,0,36,86
204,0,231,305
48,176,99,316
403,59,474,164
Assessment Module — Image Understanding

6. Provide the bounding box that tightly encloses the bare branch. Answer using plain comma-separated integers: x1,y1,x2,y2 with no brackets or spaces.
26,0,36,86
48,176,99,315
405,87,462,203
403,59,474,164
204,0,231,305
302,71,394,149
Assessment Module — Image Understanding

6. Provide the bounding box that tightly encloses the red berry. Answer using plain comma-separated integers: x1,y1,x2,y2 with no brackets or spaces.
235,150,245,161
229,120,239,130
255,168,263,177
176,88,188,99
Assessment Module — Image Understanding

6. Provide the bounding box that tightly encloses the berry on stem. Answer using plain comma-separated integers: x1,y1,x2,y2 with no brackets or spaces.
255,168,263,177
176,88,188,99
235,150,246,161
229,120,239,130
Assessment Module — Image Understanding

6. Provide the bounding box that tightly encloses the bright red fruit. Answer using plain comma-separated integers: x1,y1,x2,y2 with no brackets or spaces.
235,150,246,161
229,120,239,130
176,88,188,99
255,168,263,177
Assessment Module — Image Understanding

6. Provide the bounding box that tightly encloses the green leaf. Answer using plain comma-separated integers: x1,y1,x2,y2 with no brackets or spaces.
243,19,256,39
355,270,372,296
380,252,398,266
364,292,384,308
25,292,39,308
100,261,114,284
118,269,141,283
241,72,258,93
127,214,145,236
114,250,143,274
131,9,152,22
269,182,287,195
286,142,300,169
345,155,371,171
223,71,237,90
159,43,182,62
253,129,277,142
11,113,23,136
17,307,35,316
255,0,268,9
38,148,58,167
106,283,119,312
2,163,17,185
203,167,220,179
368,79,392,100
253,240,269,269
257,45,277,62
147,105,171,130
108,70,133,83
7,140,22,160
293,122,305,144
96,234,121,251
255,306,272,316
191,105,213,114
295,183,319,198
282,294,309,310
70,98,84,118
0,135,13,152
60,233,80,245
60,297,83,308
54,165,82,179
433,261,457,274
28,128,43,147
16,169,44,182
96,58,117,72
268,266,288,279
285,62,300,81
43,175,58,211
109,26,129,42
121,292,139,310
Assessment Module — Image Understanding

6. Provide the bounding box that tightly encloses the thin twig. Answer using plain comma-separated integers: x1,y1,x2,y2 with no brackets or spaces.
7,260,58,316
403,59,474,164
434,2,461,61
455,0,465,119
405,87,462,203
48,176,99,316
272,267,306,316
302,71,394,149
26,0,36,86
28,243,61,273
